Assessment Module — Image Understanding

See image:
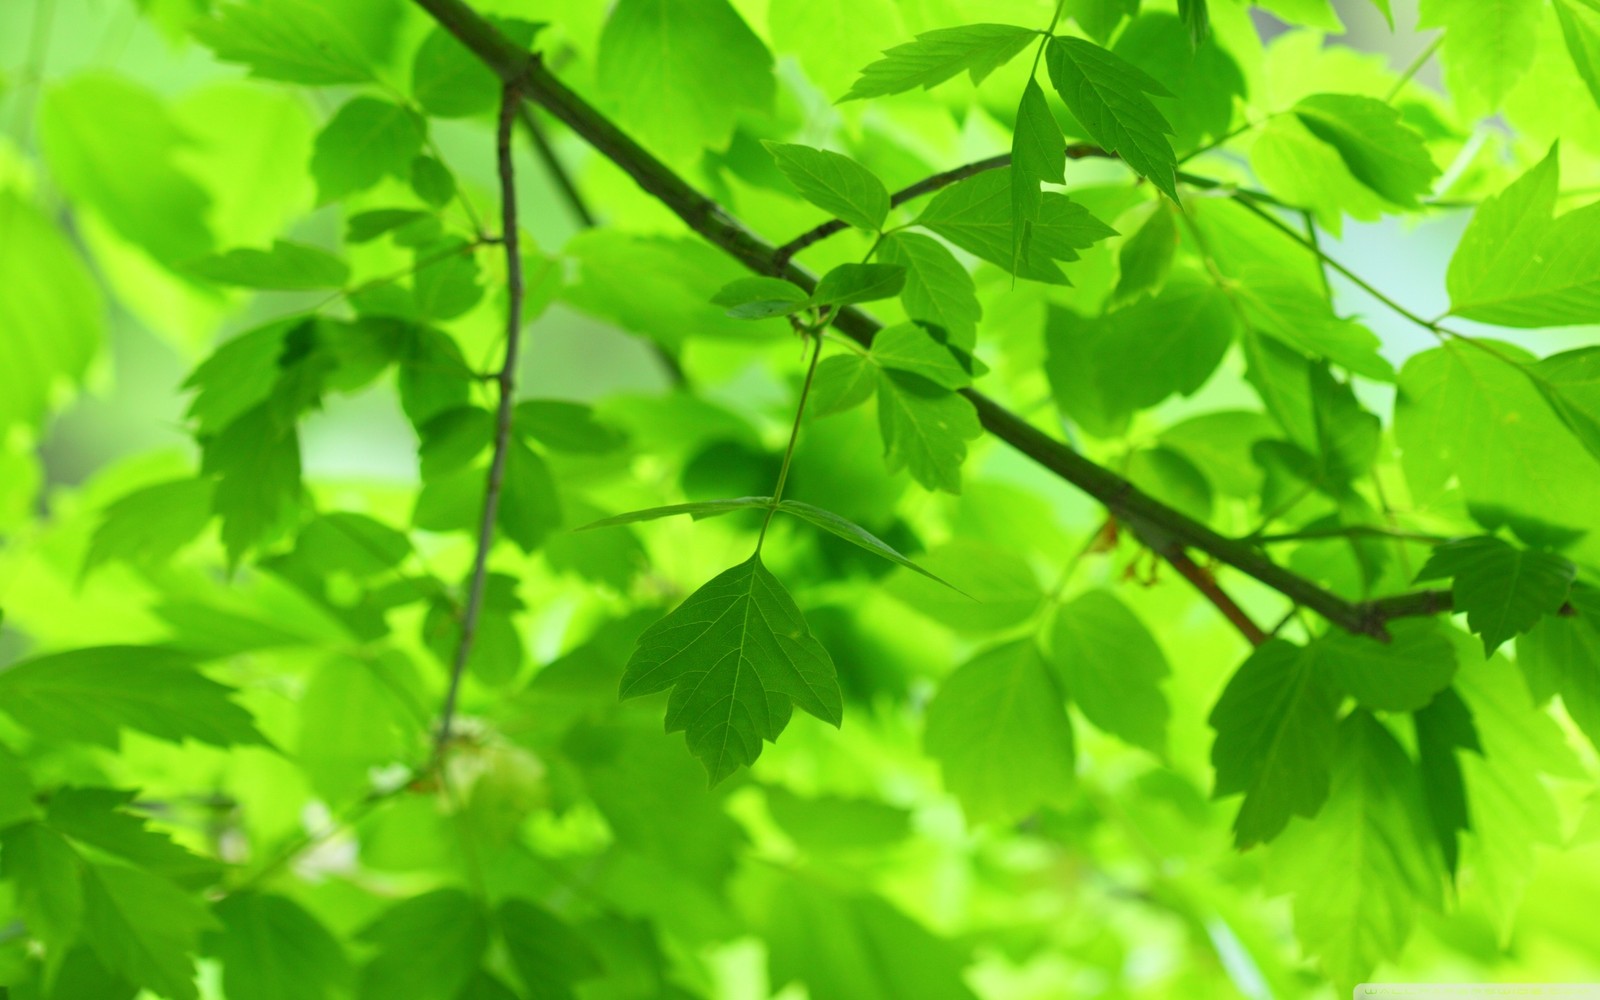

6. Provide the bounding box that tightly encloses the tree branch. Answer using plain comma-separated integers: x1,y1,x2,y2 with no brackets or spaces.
436,81,528,754
407,0,1456,641
1161,549,1268,646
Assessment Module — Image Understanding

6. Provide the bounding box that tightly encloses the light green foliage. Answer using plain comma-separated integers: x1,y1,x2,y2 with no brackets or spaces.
915,168,1116,284
1446,149,1600,327
841,23,1038,101
925,641,1077,822
1416,536,1576,654
1420,0,1541,109
0,192,103,432
596,0,774,160
1268,713,1443,990
620,555,842,783
1045,36,1179,201
1209,639,1340,847
1049,590,1170,754
1293,94,1440,207
9,0,1600,997
766,143,890,232
310,98,427,205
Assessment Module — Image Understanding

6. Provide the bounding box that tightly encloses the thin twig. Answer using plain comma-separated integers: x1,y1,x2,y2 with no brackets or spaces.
1161,549,1267,646
1385,34,1444,104
756,334,825,550
436,81,528,756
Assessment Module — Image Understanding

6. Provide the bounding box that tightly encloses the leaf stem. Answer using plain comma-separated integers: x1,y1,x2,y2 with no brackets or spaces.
757,332,825,551
435,81,528,758
1385,34,1443,104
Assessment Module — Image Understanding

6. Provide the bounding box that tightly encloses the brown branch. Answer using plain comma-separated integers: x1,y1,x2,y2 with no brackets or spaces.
1162,549,1268,646
406,0,1460,642
436,81,528,754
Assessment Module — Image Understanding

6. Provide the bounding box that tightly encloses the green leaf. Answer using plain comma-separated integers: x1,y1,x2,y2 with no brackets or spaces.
1250,114,1390,235
579,496,773,530
1416,536,1576,655
1533,346,1600,465
514,400,627,453
1111,202,1178,304
1178,0,1209,43
809,354,879,416
346,208,434,244
185,240,349,289
1397,342,1600,546
869,323,971,390
81,863,218,1000
1011,78,1066,268
0,192,103,432
410,20,543,118
299,652,425,802
497,440,562,553
875,369,982,493
841,23,1038,101
310,97,427,205
193,0,378,84
45,788,219,886
1045,36,1178,201
398,325,475,426
1412,687,1480,876
357,889,489,1000
596,0,774,161
38,73,213,265
1111,11,1246,153
0,646,266,749
776,499,955,588
83,478,213,575
916,168,1116,284
765,142,890,232
1317,619,1458,711
1293,94,1439,208
1517,583,1600,754
210,894,350,1000
1555,0,1600,109
1209,639,1341,848
203,403,302,563
710,276,812,319
885,540,1044,634
0,823,82,953
1446,148,1600,327
620,555,842,783
410,155,457,208
1231,263,1394,380
924,641,1075,823
1049,590,1170,754
1419,0,1540,109
497,899,601,995
876,232,982,348
1267,712,1443,991
812,263,906,307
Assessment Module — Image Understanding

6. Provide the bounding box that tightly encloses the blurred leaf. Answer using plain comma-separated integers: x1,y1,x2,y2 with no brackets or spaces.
185,240,348,289
1416,536,1575,655
357,889,488,1000
1050,590,1170,754
841,23,1036,100
209,893,351,1000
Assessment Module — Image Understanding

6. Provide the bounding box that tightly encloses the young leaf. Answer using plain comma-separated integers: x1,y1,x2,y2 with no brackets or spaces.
776,499,956,588
595,0,775,161
875,369,983,493
1516,583,1600,754
1011,78,1066,268
209,893,351,1000
619,555,843,784
870,323,972,390
203,403,302,564
1049,590,1170,755
765,142,891,232
579,496,774,529
1446,147,1600,327
1533,346,1600,464
1416,536,1576,655
0,646,267,749
1316,619,1458,712
193,0,377,84
841,23,1039,101
85,478,214,574
711,276,812,319
81,863,218,1000
1267,712,1444,990
1293,94,1439,208
1045,36,1179,201
185,240,349,290
808,355,879,416
876,231,982,348
1111,202,1178,304
1209,639,1341,848
357,890,489,1000
1230,263,1394,381
1554,0,1600,109
811,262,906,307
1412,687,1480,876
310,97,427,205
917,169,1115,284
1419,0,1540,109
924,641,1076,823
